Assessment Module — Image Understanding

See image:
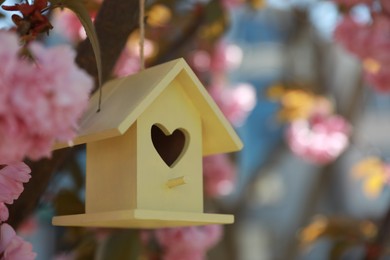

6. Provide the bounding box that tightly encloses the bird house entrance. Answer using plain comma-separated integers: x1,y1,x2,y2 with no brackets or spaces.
151,124,188,167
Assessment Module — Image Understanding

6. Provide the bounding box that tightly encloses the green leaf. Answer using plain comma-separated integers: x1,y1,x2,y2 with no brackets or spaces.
49,0,102,87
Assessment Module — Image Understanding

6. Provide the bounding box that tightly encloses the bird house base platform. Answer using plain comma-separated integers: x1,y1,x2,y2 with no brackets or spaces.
52,209,234,228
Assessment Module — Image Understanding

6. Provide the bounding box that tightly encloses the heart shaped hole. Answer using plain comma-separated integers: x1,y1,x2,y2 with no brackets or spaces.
151,124,188,167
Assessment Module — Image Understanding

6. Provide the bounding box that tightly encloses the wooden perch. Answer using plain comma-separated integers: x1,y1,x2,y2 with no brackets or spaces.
166,176,187,189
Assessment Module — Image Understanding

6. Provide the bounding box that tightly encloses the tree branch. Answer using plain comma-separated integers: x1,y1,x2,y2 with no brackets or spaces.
76,0,140,87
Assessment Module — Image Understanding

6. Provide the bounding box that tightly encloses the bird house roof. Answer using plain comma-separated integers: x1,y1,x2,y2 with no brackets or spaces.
57,58,242,155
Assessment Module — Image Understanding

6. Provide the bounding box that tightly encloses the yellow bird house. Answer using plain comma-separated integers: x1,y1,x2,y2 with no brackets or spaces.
52,58,243,228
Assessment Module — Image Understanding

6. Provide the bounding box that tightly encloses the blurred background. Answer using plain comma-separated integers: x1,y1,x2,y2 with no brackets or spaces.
3,0,390,259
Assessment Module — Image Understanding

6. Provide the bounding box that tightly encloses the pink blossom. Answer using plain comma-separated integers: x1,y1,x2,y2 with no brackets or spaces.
17,216,38,236
190,43,243,74
155,225,223,260
0,202,8,222
286,113,351,165
332,0,373,8
0,223,36,260
190,50,211,73
381,0,390,15
53,252,76,260
209,83,256,126
359,15,390,92
0,30,93,164
333,15,371,59
210,42,243,74
113,47,141,77
334,13,390,92
220,0,244,9
52,9,81,42
0,162,31,204
52,9,96,42
364,63,390,92
365,15,390,64
203,154,236,197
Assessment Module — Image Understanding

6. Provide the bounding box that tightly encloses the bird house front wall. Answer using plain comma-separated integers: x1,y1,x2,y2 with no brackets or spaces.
136,81,203,213
85,123,137,213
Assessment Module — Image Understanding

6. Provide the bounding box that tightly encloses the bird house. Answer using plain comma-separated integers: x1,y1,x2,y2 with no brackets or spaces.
52,58,243,228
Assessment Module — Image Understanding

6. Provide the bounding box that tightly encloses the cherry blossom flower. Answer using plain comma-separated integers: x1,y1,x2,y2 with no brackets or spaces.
364,62,390,92
334,9,390,92
17,216,39,237
52,9,85,42
332,0,374,8
286,113,351,165
359,15,390,92
209,83,256,126
0,162,31,204
333,14,371,59
53,252,77,260
203,154,236,197
220,0,244,9
52,9,98,43
0,223,36,260
0,30,93,164
190,42,242,74
0,202,8,222
155,225,223,260
210,42,243,74
381,0,390,14
113,47,141,77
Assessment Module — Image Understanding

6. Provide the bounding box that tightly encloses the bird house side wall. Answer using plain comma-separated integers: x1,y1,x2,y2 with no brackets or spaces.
85,123,137,213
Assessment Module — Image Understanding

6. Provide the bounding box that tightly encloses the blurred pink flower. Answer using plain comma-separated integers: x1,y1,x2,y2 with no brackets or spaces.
333,15,370,59
52,9,82,42
17,216,38,236
52,9,96,42
113,47,141,77
332,0,373,7
220,0,244,9
0,162,31,204
190,50,211,73
287,114,351,165
53,252,76,260
203,154,236,197
155,225,222,260
0,223,36,260
364,63,390,92
210,42,243,74
190,42,242,74
365,15,390,63
209,83,256,126
0,31,93,164
0,202,8,222
359,15,390,92
334,13,390,92
381,0,390,14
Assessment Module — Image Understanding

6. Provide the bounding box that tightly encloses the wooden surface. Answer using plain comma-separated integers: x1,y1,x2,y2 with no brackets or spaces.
136,81,203,213
52,209,234,228
86,123,137,213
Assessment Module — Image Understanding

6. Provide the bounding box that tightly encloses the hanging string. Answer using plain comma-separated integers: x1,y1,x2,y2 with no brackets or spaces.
139,0,145,70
